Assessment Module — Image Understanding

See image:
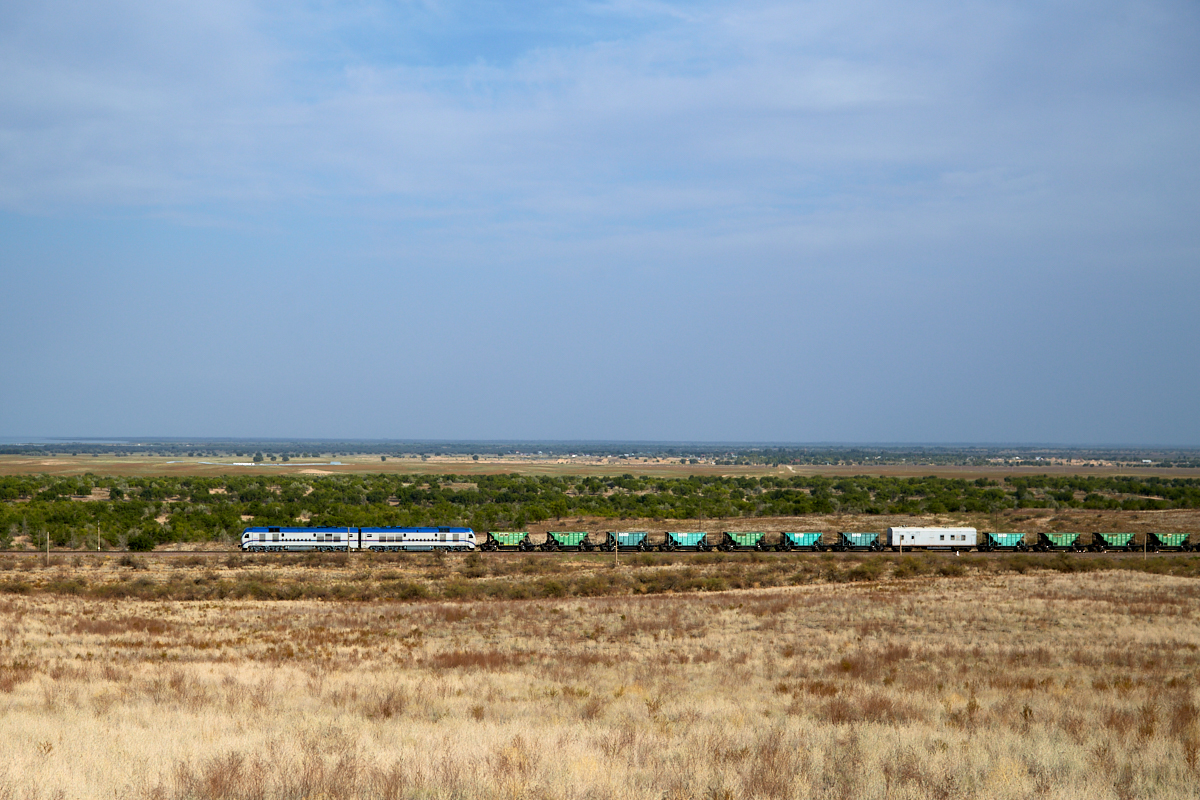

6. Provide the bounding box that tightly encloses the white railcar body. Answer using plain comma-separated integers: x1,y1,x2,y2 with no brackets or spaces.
887,527,976,550
361,527,475,552
241,526,354,552
240,526,475,552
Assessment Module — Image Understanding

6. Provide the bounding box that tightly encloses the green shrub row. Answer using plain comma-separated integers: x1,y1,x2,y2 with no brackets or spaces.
3,472,1199,547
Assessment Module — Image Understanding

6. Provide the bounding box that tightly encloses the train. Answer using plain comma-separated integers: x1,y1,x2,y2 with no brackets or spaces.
240,526,1196,554
241,526,476,552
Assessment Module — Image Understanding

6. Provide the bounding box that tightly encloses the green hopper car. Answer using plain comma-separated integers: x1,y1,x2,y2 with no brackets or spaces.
1089,532,1135,553
718,531,767,551
1147,532,1191,552
541,531,594,551
480,531,535,551
1035,532,1084,552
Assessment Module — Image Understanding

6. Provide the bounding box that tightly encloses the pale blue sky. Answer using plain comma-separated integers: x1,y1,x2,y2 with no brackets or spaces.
2,0,1198,443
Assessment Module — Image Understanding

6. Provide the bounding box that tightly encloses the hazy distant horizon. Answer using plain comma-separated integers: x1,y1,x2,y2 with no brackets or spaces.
3,436,1198,451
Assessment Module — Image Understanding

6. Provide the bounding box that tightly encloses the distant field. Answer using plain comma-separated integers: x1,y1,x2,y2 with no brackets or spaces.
3,454,1198,480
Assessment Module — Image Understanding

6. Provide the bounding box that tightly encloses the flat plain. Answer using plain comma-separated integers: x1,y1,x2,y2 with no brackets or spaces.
3,457,1199,798
4,454,1199,480
1,556,1199,799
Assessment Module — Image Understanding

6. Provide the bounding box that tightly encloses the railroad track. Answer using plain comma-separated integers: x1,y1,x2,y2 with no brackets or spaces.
9,548,1195,559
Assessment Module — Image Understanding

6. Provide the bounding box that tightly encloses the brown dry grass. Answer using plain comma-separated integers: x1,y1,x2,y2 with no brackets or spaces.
0,569,1198,799
2,548,1200,604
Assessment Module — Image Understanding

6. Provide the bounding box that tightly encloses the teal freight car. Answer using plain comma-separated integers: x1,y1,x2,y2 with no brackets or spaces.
834,532,883,552
776,532,825,552
978,532,1028,552
600,531,649,551
659,531,712,551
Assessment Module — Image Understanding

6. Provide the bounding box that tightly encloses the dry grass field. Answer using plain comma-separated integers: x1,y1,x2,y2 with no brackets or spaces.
1,562,1198,799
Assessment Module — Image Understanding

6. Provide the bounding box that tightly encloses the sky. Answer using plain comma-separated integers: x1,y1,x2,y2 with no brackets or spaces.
2,0,1198,445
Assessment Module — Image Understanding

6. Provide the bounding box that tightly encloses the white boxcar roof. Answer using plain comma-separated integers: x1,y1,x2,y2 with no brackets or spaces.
887,527,977,547
887,527,977,536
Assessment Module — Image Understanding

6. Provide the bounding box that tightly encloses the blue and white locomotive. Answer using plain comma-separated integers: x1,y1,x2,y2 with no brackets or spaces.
240,526,476,552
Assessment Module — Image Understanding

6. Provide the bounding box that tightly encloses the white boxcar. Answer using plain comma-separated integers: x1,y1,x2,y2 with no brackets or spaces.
886,527,976,551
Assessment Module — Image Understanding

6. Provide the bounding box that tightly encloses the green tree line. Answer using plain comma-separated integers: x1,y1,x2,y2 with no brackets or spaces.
2,473,1198,548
